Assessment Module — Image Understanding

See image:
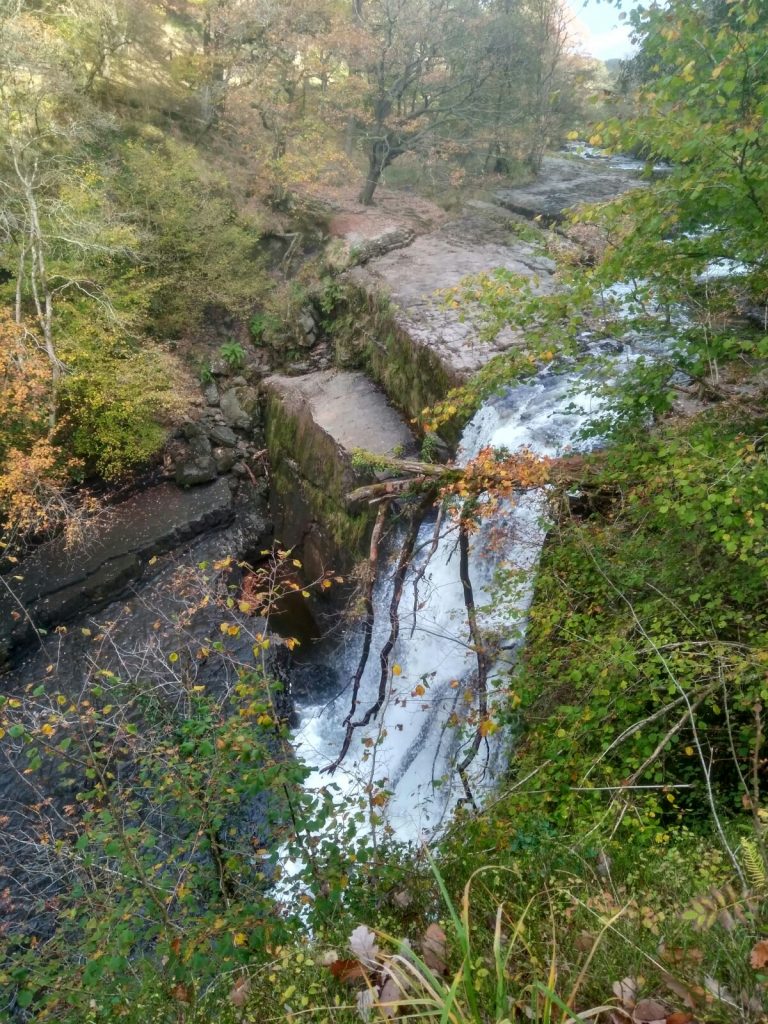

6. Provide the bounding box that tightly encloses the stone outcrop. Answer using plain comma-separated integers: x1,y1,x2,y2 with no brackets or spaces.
262,369,416,573
348,204,557,381
326,154,643,425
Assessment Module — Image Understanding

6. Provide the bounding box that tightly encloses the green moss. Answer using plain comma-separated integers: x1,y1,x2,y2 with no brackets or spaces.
264,392,373,564
325,283,456,431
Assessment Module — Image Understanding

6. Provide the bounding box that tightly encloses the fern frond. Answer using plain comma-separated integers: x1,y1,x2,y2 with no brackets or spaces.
739,837,767,895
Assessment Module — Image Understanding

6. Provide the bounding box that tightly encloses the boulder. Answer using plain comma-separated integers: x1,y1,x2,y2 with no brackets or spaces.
219,389,251,430
262,369,417,569
173,426,217,486
233,385,261,423
208,423,238,448
175,456,218,487
213,446,237,474
297,310,318,349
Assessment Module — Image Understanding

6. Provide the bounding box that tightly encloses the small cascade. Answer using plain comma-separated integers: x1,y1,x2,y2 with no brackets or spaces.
290,342,648,846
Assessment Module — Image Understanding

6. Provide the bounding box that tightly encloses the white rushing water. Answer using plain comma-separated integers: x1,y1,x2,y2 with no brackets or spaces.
288,342,649,849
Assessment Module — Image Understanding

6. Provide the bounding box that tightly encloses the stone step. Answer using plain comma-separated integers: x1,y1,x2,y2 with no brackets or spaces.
262,369,417,573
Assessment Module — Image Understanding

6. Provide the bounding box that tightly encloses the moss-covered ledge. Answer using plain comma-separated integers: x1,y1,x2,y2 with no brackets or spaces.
324,282,456,427
262,369,417,574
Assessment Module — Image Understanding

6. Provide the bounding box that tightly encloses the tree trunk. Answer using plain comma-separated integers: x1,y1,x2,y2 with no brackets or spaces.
359,143,386,205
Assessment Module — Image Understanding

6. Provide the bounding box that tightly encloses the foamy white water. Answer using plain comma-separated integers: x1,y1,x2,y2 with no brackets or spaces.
288,347,647,850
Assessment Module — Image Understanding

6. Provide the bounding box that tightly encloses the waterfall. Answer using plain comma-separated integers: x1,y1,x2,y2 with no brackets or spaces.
289,341,650,846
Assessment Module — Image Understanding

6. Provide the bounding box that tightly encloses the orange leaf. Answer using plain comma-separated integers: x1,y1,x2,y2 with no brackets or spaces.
750,938,768,969
329,958,367,984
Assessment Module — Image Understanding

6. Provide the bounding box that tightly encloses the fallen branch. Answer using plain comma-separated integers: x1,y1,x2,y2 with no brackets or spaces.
346,475,434,506
346,452,609,507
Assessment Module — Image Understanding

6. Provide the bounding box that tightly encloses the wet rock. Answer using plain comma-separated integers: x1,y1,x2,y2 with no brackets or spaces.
494,154,642,224
174,425,219,486
175,456,218,486
213,446,237,474
0,479,235,664
220,389,251,430
208,423,238,448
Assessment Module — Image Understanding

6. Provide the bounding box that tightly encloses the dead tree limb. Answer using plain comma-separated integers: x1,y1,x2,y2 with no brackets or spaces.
346,476,432,506
340,501,391,733
456,516,491,809
324,493,434,772
346,453,610,507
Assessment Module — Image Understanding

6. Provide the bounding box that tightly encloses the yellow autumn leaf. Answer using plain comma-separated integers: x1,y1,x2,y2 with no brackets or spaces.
233,932,248,947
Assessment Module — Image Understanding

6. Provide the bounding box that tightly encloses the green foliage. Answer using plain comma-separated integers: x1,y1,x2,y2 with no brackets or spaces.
119,141,266,337
592,0,768,304
497,409,768,842
249,310,287,348
219,339,246,371
420,432,441,463
59,339,186,478
0,672,303,1018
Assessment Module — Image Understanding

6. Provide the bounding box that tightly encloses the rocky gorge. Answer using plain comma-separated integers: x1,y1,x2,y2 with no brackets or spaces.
0,151,645,930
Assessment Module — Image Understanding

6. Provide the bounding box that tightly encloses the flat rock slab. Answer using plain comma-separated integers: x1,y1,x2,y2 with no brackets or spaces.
263,370,416,457
0,478,234,661
349,205,558,378
347,157,641,382
494,154,641,223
